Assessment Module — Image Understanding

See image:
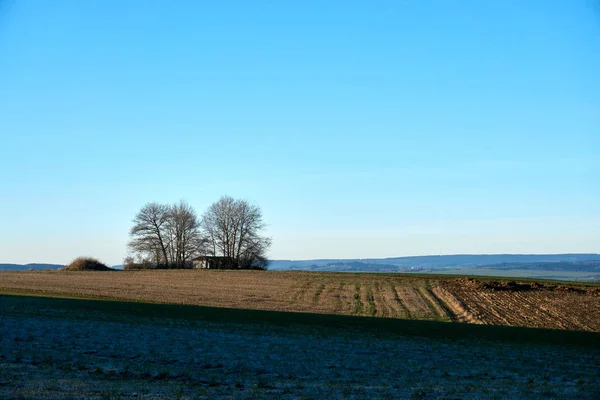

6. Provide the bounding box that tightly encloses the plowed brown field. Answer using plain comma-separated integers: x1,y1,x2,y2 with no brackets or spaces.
441,278,600,331
1,270,598,331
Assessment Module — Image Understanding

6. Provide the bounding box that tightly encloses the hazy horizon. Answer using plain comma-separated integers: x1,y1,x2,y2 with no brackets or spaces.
4,250,600,268
1,1,599,266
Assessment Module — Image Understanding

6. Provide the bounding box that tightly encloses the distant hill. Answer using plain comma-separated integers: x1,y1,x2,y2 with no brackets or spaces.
0,263,126,271
268,254,600,272
0,263,64,271
3,254,599,275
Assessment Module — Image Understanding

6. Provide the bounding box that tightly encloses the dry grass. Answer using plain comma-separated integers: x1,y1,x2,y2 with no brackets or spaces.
1,270,598,331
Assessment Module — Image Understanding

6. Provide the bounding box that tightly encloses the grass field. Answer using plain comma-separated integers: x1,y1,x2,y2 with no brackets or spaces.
1,270,599,331
1,294,599,399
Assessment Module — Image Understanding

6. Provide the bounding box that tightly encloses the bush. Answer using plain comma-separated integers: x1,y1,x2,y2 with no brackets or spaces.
123,262,153,270
64,257,113,271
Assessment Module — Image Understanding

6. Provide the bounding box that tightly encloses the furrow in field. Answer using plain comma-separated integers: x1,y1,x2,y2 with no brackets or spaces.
461,288,556,328
505,292,558,329
352,284,364,315
544,294,600,332
312,283,326,305
391,285,411,319
353,284,375,316
338,282,358,315
512,292,584,331
543,292,600,332
430,287,483,324
493,291,566,329
445,286,506,325
290,279,315,305
315,282,344,314
383,283,407,318
501,292,550,328
363,285,377,316
469,290,515,326
371,282,398,318
417,287,450,320
395,287,432,318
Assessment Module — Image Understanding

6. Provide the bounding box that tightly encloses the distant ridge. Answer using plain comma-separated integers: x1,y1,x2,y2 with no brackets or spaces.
0,263,64,271
269,254,600,270
2,254,599,275
0,263,123,271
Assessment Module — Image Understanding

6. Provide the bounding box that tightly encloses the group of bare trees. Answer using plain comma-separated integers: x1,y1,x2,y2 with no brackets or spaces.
125,196,270,270
202,196,271,270
126,201,203,269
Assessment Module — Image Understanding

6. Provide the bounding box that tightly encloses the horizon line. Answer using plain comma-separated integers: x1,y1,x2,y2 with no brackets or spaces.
4,252,600,266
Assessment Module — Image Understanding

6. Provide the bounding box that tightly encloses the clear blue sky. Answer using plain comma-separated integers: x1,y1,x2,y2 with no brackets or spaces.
1,1,599,265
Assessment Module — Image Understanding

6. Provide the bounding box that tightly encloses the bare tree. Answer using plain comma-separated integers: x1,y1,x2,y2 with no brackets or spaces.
128,203,170,266
127,201,205,268
201,196,271,269
165,200,206,268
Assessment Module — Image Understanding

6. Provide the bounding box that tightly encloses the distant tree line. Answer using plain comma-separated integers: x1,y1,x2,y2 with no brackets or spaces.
125,196,271,270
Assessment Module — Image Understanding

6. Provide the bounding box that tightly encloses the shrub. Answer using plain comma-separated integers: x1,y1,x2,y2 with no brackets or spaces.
64,257,113,271
123,262,153,270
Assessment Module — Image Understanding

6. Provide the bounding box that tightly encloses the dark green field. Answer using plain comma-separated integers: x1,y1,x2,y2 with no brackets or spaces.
1,293,599,399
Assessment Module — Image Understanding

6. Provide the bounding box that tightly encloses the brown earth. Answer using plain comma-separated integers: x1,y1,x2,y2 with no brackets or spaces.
441,278,600,331
0,270,598,331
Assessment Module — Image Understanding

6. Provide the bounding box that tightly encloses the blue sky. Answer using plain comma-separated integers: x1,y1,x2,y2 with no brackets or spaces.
1,1,599,265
